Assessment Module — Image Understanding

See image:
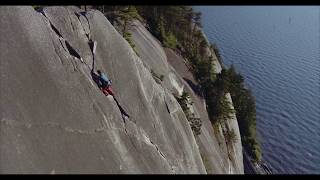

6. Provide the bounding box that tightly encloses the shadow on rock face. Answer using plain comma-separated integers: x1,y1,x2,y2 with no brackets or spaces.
183,78,203,98
90,70,130,121
113,96,130,119
65,40,82,60
90,70,102,89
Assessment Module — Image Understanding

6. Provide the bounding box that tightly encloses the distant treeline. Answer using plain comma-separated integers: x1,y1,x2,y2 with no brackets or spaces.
90,5,261,162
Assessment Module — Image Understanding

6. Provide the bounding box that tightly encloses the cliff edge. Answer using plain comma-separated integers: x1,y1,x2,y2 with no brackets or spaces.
0,6,243,174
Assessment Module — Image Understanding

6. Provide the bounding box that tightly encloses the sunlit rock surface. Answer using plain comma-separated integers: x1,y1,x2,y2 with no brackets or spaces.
0,6,242,174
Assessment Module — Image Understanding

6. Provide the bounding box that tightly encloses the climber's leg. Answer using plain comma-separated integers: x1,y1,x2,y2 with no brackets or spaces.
106,86,114,96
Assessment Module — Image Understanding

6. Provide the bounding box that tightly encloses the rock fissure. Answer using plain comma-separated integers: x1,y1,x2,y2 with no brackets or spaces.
0,6,243,174
1,117,176,169
2,118,141,143
68,12,76,33
149,138,175,173
74,11,91,40
81,11,92,39
42,9,131,127
139,129,174,172
40,10,84,64
72,11,133,125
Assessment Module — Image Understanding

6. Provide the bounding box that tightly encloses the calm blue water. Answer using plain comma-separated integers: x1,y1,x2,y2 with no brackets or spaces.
194,6,320,174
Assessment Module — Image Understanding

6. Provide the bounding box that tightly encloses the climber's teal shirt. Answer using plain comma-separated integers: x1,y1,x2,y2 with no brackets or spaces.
100,72,111,86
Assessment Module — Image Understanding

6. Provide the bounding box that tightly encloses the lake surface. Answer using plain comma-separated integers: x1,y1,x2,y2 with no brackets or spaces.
194,6,320,174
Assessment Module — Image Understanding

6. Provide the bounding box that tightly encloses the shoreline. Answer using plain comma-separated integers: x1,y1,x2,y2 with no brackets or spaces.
243,149,273,174
199,27,271,175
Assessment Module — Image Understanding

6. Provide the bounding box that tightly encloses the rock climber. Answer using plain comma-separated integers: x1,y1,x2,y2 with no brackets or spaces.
97,70,114,96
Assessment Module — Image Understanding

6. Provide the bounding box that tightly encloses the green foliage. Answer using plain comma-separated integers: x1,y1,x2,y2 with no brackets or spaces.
99,6,142,40
252,143,262,162
224,129,238,144
210,43,223,66
159,74,164,81
97,6,141,57
95,5,260,162
189,117,202,136
163,32,177,49
217,95,235,124
126,6,143,21
135,6,203,54
93,6,122,24
193,58,215,90
123,32,139,57
150,69,165,83
32,5,44,11
120,6,143,28
176,91,190,113
198,60,261,161
175,91,202,135
220,65,261,162
117,6,144,57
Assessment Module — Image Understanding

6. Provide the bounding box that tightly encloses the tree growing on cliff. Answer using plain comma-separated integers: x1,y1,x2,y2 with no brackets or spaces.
222,65,261,162
175,91,203,136
225,128,238,144
96,5,261,162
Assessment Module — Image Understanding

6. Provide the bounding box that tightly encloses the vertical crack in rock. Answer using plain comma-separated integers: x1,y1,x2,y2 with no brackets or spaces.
150,140,166,160
49,21,63,37
113,96,130,122
74,11,91,40
40,10,84,65
64,40,82,60
13,7,208,173
69,14,76,33
81,11,92,39
73,11,96,70
39,11,77,71
72,10,133,130
163,93,179,115
144,135,175,173
164,96,171,114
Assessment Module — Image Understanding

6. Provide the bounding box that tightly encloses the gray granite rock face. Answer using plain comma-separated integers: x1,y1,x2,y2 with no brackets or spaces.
0,6,207,174
0,6,242,174
129,20,243,174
